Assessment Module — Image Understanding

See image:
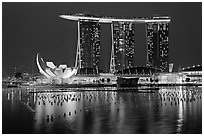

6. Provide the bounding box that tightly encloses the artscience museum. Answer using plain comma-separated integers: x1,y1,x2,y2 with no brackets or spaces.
36,53,77,79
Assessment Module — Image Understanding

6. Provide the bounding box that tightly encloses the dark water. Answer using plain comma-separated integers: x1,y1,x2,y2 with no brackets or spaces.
2,86,202,134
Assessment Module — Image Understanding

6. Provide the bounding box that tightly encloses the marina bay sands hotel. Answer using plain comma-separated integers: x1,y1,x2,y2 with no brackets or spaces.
59,14,170,74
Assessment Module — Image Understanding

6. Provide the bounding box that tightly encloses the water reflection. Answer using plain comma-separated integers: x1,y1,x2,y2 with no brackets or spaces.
2,86,202,134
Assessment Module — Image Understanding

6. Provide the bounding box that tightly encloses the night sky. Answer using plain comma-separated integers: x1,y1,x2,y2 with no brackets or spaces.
2,2,202,76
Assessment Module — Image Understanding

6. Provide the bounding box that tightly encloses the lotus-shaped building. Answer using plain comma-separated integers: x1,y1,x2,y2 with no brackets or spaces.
36,53,77,79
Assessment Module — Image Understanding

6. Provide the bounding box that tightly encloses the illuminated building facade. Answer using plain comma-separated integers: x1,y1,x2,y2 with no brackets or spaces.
146,22,169,72
60,14,170,74
77,20,101,69
36,53,77,80
110,21,135,72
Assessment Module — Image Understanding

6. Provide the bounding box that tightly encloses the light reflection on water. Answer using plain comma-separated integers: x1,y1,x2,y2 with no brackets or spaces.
2,86,202,134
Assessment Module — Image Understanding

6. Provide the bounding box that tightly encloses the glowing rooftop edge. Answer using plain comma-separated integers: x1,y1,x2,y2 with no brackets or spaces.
59,15,171,23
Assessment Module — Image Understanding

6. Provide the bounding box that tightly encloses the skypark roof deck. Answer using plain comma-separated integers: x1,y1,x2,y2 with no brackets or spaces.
59,14,170,23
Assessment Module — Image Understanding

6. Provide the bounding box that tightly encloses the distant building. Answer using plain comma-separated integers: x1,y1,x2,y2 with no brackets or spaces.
181,65,202,84
154,65,202,85
156,73,183,84
76,20,101,69
146,22,169,72
169,63,174,72
110,21,135,72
